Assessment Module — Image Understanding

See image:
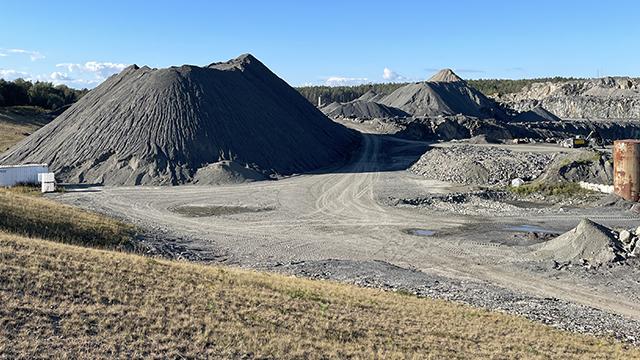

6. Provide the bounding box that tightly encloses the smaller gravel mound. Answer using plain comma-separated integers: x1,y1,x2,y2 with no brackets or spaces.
512,106,562,122
410,145,553,186
536,150,613,185
533,219,631,266
322,100,409,120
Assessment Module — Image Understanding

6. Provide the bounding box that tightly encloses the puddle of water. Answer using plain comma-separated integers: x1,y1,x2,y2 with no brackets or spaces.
170,205,273,217
406,229,436,236
504,225,561,234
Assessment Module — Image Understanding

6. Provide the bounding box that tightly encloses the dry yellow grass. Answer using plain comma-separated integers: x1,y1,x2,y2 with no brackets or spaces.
0,106,50,152
0,188,134,248
1,232,638,359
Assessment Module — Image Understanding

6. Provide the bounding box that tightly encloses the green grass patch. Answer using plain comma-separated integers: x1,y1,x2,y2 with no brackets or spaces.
508,182,592,197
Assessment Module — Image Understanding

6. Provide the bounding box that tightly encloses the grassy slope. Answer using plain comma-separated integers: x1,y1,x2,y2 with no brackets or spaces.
0,188,134,248
0,188,638,358
2,232,638,359
0,106,52,152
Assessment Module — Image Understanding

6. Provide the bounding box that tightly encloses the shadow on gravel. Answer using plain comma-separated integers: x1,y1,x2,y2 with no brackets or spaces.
170,205,274,217
306,133,431,175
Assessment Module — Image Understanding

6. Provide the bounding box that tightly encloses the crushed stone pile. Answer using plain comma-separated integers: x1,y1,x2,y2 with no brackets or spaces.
512,106,562,122
0,54,358,185
533,219,638,266
379,69,507,119
322,100,409,120
357,90,386,103
428,68,463,82
410,145,553,186
536,150,613,185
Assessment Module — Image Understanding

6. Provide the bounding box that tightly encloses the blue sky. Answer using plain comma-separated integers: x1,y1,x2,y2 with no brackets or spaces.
1,0,638,88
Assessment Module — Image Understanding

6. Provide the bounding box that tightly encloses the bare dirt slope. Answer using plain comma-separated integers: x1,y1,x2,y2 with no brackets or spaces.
0,54,358,185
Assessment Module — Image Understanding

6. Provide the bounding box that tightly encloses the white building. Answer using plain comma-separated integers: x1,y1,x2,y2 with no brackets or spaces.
0,164,49,187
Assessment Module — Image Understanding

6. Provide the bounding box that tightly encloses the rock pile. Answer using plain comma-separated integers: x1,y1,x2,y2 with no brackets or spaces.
410,145,553,186
536,150,613,185
534,219,639,266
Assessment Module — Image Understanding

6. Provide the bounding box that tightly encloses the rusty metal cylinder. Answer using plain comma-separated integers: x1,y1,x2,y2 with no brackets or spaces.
614,140,640,201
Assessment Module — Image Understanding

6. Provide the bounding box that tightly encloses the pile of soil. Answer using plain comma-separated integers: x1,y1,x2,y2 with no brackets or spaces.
0,54,358,185
410,145,553,186
533,219,634,265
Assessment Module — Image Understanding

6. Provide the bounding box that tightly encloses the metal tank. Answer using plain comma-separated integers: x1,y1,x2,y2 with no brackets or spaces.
613,140,640,201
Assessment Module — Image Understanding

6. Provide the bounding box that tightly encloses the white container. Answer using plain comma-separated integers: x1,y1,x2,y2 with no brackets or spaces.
0,164,49,187
40,172,56,193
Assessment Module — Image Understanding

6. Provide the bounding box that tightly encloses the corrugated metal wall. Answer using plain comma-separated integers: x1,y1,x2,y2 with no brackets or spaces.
0,165,49,187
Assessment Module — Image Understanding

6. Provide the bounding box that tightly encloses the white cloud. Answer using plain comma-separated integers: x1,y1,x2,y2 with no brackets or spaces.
0,48,45,61
49,71,74,82
56,61,128,80
382,67,407,82
0,69,30,80
324,76,369,87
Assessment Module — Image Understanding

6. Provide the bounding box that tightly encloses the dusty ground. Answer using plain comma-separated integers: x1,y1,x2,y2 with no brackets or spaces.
55,130,640,343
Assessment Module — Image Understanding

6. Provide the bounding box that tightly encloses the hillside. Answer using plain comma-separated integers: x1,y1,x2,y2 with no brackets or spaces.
499,76,640,119
2,231,638,358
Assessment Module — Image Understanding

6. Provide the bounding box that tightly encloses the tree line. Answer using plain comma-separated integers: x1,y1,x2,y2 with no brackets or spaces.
0,78,89,110
296,77,581,105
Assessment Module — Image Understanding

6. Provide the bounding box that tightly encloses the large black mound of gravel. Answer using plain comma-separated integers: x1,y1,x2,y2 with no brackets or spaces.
0,54,358,185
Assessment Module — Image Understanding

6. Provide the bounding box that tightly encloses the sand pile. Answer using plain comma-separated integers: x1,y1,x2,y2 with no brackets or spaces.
0,54,358,185
533,219,636,265
512,106,562,122
378,69,506,119
322,100,409,120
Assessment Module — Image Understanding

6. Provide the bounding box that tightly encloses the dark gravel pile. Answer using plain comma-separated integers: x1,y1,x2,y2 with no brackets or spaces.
0,54,358,185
